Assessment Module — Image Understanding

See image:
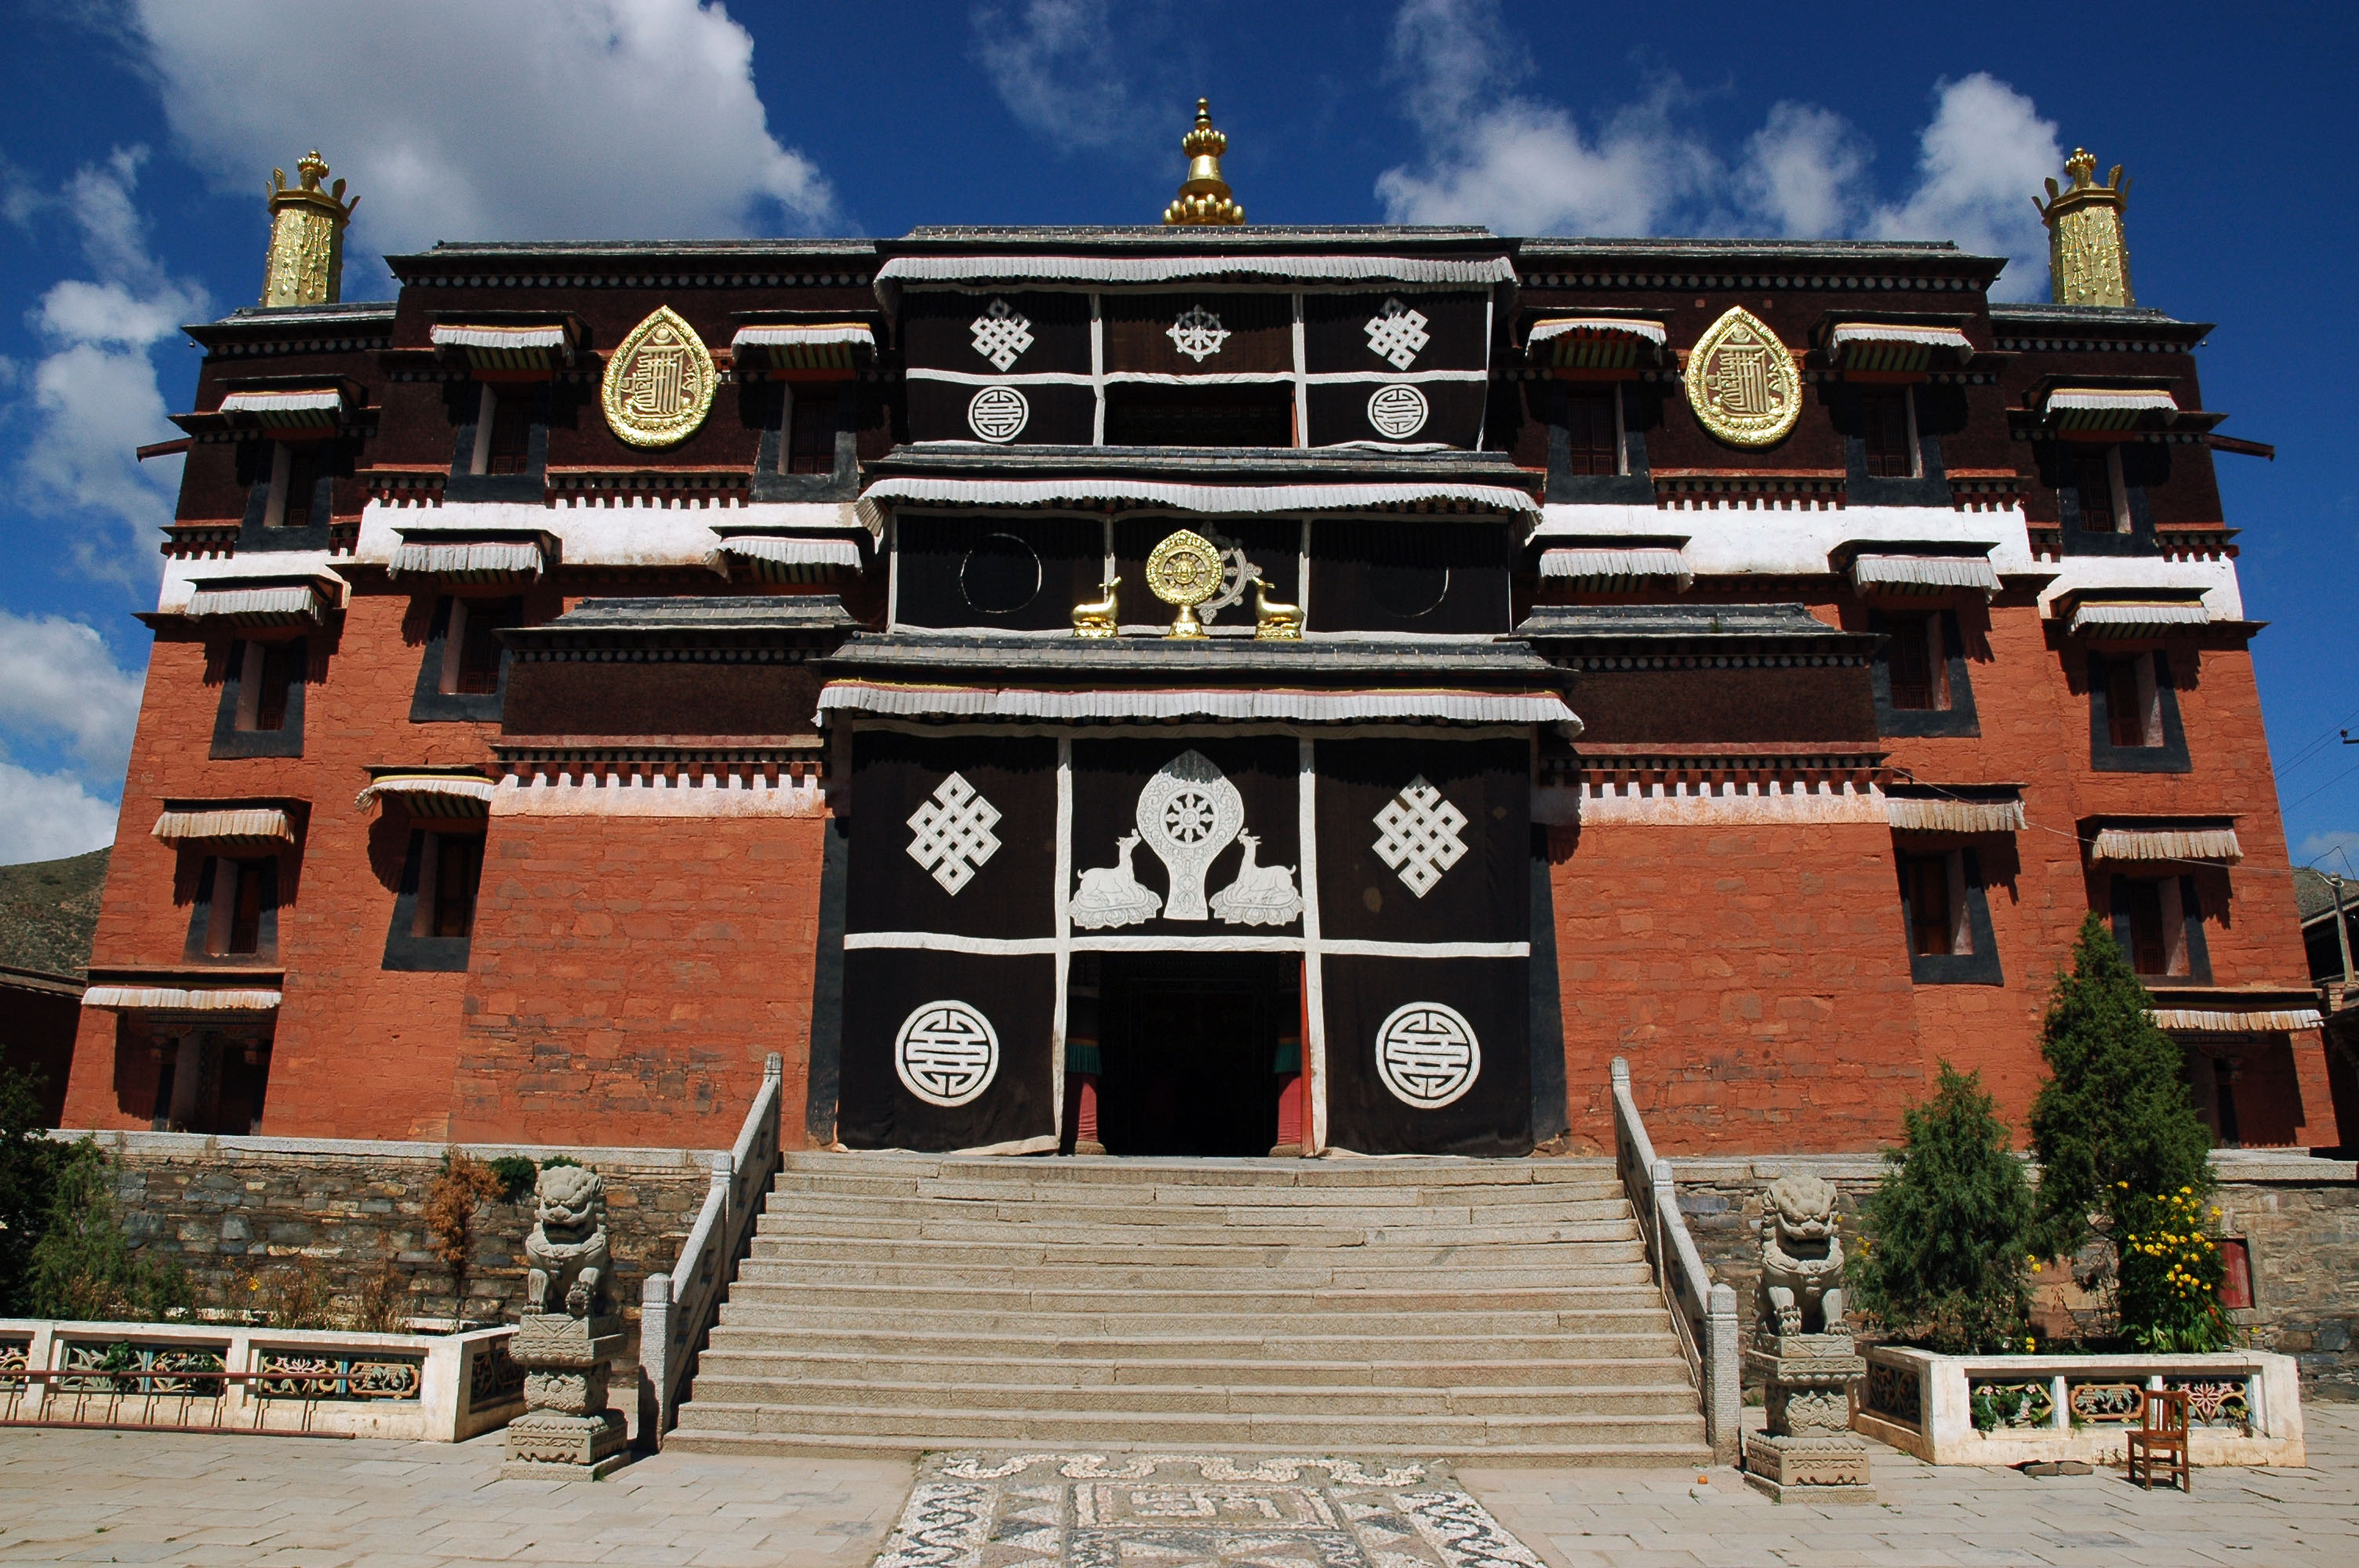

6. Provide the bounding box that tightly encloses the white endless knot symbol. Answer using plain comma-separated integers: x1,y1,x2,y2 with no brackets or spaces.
1363,297,1431,370
906,772,1001,895
966,385,1030,442
969,299,1034,371
1366,383,1430,440
895,1000,999,1108
1163,789,1220,844
1165,304,1230,363
1372,775,1467,897
1376,1003,1481,1109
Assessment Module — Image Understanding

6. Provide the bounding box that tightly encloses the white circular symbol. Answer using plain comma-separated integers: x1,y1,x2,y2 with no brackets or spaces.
1375,1002,1481,1109
1163,789,1220,844
1367,383,1430,440
967,385,1030,443
895,1000,1001,1108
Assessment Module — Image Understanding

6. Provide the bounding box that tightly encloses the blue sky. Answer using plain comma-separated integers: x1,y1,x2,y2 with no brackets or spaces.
1,0,2354,870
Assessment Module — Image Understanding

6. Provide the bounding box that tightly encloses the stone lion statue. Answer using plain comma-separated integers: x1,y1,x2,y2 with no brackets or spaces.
524,1164,609,1317
1755,1172,1845,1338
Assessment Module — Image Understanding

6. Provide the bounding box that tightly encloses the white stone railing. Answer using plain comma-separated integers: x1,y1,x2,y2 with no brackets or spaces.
1856,1345,2306,1467
0,1318,519,1440
1610,1057,1742,1465
637,1051,783,1445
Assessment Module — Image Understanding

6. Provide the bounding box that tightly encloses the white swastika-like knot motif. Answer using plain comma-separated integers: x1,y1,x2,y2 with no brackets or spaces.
907,772,1001,895
1364,296,1431,370
895,1001,999,1108
969,299,1034,371
1371,775,1467,898
1165,304,1230,362
1376,1003,1481,1109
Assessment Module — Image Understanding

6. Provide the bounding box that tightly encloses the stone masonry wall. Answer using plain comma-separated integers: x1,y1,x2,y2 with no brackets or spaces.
1672,1152,2359,1400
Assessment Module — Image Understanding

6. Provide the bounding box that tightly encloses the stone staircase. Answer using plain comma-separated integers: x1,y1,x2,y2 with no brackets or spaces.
663,1151,1711,1465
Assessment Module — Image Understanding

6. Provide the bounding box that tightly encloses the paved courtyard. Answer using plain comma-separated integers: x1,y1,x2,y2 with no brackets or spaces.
0,1404,2352,1567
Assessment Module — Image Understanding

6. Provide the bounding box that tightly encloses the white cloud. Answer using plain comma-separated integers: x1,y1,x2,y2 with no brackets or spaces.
2297,831,2359,874
0,612,147,773
1869,74,2060,302
7,148,202,587
1734,103,1874,241
0,760,120,864
972,0,1137,151
127,0,836,259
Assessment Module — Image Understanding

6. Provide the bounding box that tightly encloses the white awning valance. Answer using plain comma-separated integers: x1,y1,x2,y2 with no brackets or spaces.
1887,796,2026,833
1525,316,1666,369
430,324,566,350
1830,322,1972,372
82,985,282,1013
1830,323,1974,352
389,537,549,582
1851,553,2001,597
215,389,344,427
818,683,1575,727
354,775,495,818
2045,387,2179,430
1539,546,1692,589
875,254,1515,305
1528,317,1668,346
2150,1007,2323,1033
732,324,875,349
2065,599,2211,637
184,579,333,624
856,476,1540,532
152,807,294,844
709,534,865,583
2088,825,2244,862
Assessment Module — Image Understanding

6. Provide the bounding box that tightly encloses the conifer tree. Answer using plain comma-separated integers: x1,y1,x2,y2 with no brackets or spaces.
1851,1062,2034,1353
2028,912,2214,1256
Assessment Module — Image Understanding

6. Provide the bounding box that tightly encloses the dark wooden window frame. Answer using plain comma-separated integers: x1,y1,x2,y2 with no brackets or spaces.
445,380,550,503
209,637,307,758
408,595,517,723
1870,607,1979,737
1546,381,1652,504
182,854,282,962
2110,871,2215,984
2088,648,2191,772
754,379,860,502
381,827,484,972
1896,844,2003,985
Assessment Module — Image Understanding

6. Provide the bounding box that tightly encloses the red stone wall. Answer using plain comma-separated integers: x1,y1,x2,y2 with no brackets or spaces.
449,811,824,1149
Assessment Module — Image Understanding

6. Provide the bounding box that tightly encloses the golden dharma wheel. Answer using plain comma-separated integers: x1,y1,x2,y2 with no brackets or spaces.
1144,528,1223,639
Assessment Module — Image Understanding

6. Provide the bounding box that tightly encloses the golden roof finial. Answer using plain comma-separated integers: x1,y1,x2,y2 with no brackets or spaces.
2034,147,2133,308
261,149,358,307
1163,97,1245,226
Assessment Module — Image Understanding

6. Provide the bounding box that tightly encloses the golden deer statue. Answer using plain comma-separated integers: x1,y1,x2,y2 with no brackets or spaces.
1253,577,1304,641
1072,575,1121,638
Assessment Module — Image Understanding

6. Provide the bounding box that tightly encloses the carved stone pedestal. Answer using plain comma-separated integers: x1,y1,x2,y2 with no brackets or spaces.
502,1313,629,1480
1743,1334,1876,1504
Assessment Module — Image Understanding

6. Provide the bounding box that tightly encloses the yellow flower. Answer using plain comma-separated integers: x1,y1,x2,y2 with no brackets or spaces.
2212,1208,2222,1219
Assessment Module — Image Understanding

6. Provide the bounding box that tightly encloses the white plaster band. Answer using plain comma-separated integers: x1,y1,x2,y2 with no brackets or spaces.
490,773,826,818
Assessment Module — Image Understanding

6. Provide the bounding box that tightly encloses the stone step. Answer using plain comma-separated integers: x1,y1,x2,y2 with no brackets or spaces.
709,1303,1680,1341
685,1372,1703,1419
774,1154,1622,1190
700,1326,1685,1362
661,1428,1709,1468
747,1203,1637,1239
667,1399,1709,1454
729,1254,1650,1290
744,1225,1644,1258
762,1175,1630,1210
716,1282,1668,1320
693,1348,1698,1391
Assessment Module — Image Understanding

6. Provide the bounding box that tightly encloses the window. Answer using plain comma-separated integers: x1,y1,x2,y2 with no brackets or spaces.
1562,387,1622,476
2088,650,2189,771
440,597,522,696
2114,874,2210,980
264,443,322,529
193,856,276,959
2104,653,2163,748
2073,447,2132,534
1895,845,2001,984
383,829,485,971
213,637,307,758
1884,614,1950,712
785,390,839,474
470,384,533,476
236,642,296,732
1860,387,1917,479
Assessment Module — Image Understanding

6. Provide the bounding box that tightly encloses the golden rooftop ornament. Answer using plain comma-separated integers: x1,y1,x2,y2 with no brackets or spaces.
601,306,717,448
1072,576,1121,639
1162,98,1245,226
2036,148,2135,308
261,151,357,308
1145,529,1223,638
1684,306,1801,448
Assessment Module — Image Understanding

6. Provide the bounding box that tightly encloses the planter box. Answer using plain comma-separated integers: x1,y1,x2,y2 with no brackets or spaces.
1854,1345,2304,1468
0,1318,523,1442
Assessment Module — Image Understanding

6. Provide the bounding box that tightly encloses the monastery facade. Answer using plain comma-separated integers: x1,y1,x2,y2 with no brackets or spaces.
57,118,2346,1159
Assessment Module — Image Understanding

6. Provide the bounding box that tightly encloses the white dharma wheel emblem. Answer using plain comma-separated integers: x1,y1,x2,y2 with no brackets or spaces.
895,1000,1000,1108
968,385,1030,442
1367,383,1430,439
1375,1002,1481,1109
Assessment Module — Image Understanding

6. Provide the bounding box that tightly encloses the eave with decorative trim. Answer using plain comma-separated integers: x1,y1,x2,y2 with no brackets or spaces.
2082,816,2245,864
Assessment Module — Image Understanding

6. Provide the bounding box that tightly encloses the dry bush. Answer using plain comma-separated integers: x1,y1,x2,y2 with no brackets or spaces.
349,1256,411,1335
423,1150,503,1314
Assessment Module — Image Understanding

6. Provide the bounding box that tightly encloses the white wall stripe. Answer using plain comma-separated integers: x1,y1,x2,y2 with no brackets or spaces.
1052,737,1073,1143
1299,735,1328,1156
839,930,1518,959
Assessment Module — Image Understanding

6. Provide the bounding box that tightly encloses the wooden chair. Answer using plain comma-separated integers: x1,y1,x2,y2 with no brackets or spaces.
2128,1388,2191,1491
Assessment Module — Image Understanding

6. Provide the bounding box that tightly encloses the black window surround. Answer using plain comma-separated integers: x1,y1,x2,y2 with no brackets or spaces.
2048,441,2163,557
445,381,551,503
408,596,513,723
753,379,860,502
181,854,282,962
209,637,307,759
1896,844,2004,985
1869,607,1980,738
2088,648,2191,772
381,828,480,972
235,438,340,554
1546,381,1652,504
2111,871,2215,984
1839,383,1951,507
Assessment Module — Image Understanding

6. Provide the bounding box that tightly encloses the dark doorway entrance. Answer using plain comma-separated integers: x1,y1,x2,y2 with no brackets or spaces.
1096,953,1296,1156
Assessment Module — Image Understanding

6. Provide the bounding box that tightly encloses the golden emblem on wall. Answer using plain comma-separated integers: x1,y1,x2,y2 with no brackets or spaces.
601,306,717,448
1145,529,1223,639
1683,306,1801,448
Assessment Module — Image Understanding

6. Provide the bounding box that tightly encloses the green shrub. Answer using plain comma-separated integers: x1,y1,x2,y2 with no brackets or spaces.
1849,1062,2034,1354
539,1154,583,1171
0,1067,64,1315
24,1138,191,1322
2115,1185,2238,1352
486,1156,539,1202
